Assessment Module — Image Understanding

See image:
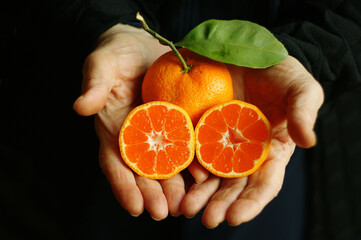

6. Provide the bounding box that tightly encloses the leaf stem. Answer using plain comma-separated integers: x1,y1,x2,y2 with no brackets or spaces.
136,12,192,73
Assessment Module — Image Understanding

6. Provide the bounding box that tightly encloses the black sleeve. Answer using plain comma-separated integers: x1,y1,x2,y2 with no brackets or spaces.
270,1,361,239
40,0,164,51
271,0,361,104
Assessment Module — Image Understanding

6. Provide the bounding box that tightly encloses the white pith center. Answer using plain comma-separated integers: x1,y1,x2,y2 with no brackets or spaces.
220,127,247,151
148,130,170,151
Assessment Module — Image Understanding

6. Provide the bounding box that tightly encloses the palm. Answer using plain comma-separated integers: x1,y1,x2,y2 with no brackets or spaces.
75,24,186,219
181,57,324,227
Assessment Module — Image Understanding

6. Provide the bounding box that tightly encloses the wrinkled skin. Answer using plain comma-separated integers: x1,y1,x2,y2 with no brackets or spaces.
74,24,324,227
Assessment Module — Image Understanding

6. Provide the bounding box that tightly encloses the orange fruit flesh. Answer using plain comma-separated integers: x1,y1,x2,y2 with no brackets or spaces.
119,101,195,179
195,100,271,178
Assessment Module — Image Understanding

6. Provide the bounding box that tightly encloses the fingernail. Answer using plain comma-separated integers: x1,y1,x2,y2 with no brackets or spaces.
184,214,195,219
170,213,181,217
75,95,84,102
228,222,242,227
151,215,162,221
312,131,317,146
73,96,83,108
129,213,140,217
307,130,317,148
205,224,219,229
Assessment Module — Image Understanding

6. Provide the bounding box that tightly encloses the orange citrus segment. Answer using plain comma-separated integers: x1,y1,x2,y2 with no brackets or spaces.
197,125,223,144
243,120,269,141
199,142,224,164
122,126,148,145
119,101,195,179
124,143,150,163
195,100,272,178
129,109,152,133
237,107,258,131
204,110,228,132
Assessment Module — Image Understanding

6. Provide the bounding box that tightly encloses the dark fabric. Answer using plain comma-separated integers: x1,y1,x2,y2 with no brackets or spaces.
270,2,361,239
1,1,100,239
1,0,361,239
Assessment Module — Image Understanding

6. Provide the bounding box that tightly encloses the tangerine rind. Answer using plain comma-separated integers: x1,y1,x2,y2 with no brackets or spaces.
141,48,233,125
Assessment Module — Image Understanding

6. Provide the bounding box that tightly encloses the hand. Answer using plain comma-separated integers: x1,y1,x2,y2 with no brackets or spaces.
180,56,324,228
73,24,187,220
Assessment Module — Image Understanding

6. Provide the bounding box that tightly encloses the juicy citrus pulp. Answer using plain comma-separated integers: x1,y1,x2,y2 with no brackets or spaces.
119,101,195,179
195,100,272,178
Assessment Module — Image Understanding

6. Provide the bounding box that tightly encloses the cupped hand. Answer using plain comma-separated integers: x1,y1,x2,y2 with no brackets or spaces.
180,56,324,228
73,23,188,220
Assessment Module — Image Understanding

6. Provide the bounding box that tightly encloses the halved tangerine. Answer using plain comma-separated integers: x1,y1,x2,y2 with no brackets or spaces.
119,101,195,179
195,100,272,178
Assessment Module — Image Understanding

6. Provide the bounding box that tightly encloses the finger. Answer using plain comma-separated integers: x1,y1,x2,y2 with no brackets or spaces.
201,178,248,228
99,141,144,217
225,152,288,226
287,73,324,148
180,175,221,218
159,173,185,217
135,176,169,221
74,51,115,116
187,160,209,183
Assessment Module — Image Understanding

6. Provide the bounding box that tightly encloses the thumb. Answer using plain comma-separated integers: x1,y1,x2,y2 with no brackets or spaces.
73,51,114,116
287,76,324,148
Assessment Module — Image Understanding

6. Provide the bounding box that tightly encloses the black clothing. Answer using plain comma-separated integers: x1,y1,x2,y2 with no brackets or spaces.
1,0,360,239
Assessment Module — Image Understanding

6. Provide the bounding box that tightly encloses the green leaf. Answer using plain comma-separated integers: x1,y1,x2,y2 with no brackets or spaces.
175,19,288,68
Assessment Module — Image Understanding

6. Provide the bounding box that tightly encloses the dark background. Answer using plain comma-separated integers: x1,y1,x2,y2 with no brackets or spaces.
1,1,99,238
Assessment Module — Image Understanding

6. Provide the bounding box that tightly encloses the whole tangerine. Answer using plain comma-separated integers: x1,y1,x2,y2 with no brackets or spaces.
141,48,233,125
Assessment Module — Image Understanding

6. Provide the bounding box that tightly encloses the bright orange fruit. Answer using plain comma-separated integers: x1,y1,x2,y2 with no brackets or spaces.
195,100,272,178
119,101,195,179
142,48,233,125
